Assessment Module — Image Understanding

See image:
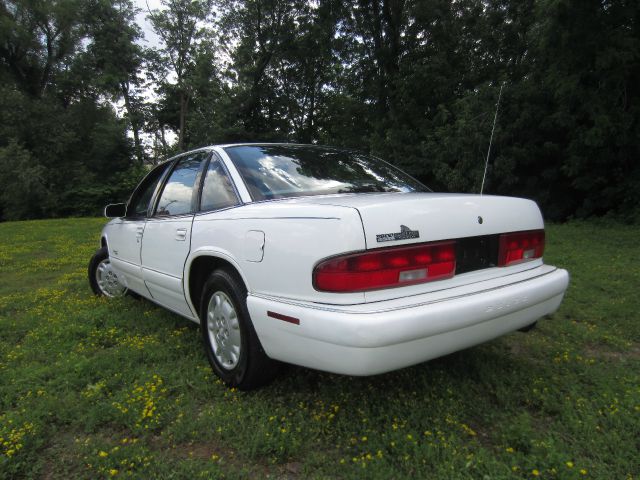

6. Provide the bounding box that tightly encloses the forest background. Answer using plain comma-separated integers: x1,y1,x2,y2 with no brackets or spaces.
0,0,638,222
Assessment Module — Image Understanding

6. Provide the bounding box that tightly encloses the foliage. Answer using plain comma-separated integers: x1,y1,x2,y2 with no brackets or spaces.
0,140,47,221
0,218,638,478
82,0,147,164
0,0,137,221
1,0,639,221
212,0,639,221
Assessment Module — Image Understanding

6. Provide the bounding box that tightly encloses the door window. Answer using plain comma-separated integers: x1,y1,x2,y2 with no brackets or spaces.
200,160,239,211
155,154,206,216
127,163,170,218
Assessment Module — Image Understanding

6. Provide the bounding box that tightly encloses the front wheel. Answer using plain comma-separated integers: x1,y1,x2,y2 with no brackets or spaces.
88,246,128,298
200,269,278,390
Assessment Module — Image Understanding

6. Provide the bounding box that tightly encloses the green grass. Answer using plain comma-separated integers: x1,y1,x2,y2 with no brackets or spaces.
0,218,638,479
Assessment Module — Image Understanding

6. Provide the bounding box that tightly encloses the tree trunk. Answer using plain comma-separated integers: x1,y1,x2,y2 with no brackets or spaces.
305,76,316,143
178,91,187,151
158,126,169,163
40,29,55,97
121,81,144,165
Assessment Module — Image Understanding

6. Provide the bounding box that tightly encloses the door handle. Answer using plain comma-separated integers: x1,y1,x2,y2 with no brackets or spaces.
136,226,144,243
175,228,187,241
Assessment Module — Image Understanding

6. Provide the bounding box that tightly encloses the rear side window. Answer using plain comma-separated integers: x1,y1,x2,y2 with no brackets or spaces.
200,160,238,211
155,154,206,216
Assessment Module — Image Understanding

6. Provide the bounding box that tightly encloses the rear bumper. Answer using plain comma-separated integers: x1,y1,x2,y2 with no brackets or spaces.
247,265,569,375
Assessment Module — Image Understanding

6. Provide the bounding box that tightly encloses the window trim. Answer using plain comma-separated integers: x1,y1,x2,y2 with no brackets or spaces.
197,151,242,214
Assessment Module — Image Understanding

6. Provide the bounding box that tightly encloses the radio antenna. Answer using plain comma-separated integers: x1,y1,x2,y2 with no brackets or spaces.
480,83,504,195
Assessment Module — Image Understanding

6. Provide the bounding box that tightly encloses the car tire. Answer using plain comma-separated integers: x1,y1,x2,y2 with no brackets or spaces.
88,246,128,298
518,321,537,333
200,268,278,390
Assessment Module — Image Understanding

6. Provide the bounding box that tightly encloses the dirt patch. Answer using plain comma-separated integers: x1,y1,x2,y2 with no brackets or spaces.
39,431,88,480
166,439,303,479
583,343,640,361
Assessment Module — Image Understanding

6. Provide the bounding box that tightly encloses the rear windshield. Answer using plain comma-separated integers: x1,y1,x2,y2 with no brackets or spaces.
224,145,428,201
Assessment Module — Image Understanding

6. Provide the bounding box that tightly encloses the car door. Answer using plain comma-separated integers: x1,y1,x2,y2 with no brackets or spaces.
108,162,171,297
140,152,209,318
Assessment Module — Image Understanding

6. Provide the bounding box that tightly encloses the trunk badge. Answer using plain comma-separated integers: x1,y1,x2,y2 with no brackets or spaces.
376,225,420,243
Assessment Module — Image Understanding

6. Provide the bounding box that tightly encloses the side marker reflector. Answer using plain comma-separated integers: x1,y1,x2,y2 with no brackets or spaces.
267,311,300,325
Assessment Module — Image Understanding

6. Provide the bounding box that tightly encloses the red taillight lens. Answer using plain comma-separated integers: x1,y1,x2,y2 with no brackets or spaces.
498,230,545,267
314,241,456,292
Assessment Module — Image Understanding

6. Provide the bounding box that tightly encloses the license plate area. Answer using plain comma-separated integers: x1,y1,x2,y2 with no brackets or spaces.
455,235,499,274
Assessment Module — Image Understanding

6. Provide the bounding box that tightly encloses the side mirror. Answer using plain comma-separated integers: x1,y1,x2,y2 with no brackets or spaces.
104,203,127,218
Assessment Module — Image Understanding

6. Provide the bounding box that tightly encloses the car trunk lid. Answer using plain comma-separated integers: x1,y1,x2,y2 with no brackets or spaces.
301,192,544,247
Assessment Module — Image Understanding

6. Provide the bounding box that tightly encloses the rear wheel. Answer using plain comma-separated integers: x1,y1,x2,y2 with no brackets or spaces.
88,246,128,298
200,269,278,390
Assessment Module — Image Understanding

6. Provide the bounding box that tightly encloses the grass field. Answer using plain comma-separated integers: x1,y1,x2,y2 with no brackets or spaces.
0,218,638,479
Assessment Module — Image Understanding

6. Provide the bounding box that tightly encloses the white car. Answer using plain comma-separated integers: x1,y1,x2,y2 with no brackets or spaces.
88,144,569,389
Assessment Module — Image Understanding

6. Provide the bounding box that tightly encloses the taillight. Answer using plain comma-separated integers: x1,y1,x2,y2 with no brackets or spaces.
314,241,456,292
498,230,545,267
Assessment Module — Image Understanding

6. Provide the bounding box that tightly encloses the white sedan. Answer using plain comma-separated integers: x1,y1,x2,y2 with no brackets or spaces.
88,144,569,389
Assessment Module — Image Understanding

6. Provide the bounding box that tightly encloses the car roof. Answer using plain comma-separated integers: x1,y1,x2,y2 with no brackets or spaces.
165,143,357,162
210,142,344,149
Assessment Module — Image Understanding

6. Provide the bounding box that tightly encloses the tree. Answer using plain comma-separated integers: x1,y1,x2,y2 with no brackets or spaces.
148,0,215,150
0,0,84,97
1,0,639,222
83,0,147,164
526,0,640,218
216,0,344,142
0,0,135,220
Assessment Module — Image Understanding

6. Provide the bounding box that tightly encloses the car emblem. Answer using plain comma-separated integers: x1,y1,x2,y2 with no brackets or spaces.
478,216,483,224
376,225,420,243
